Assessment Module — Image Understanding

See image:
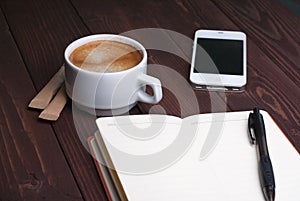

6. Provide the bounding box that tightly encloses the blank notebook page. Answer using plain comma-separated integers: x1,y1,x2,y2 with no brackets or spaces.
96,111,300,201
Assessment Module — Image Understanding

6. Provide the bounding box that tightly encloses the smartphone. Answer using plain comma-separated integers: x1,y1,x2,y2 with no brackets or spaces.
190,30,247,88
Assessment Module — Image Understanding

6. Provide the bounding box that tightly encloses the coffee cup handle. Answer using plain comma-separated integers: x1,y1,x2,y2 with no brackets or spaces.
137,74,162,104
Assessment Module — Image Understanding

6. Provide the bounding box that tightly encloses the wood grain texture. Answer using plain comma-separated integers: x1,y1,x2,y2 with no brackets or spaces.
0,0,299,200
0,0,89,91
0,8,82,201
0,0,109,200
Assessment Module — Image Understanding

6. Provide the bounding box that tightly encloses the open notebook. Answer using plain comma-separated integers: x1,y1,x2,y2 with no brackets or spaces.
88,111,300,201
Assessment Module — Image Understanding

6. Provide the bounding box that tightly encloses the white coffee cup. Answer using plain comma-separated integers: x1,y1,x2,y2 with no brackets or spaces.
64,34,163,115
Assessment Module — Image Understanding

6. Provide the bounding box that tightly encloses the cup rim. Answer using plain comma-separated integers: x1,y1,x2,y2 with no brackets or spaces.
64,34,147,75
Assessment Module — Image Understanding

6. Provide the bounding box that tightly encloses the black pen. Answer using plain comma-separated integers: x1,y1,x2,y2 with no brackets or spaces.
248,108,276,201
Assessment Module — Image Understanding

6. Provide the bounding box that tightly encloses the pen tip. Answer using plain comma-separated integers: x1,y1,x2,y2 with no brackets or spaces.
264,188,275,201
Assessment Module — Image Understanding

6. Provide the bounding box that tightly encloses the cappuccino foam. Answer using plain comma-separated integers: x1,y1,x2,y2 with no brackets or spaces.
69,40,143,73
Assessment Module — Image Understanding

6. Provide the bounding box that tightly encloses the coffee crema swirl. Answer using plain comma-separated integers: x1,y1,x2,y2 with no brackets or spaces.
69,40,143,73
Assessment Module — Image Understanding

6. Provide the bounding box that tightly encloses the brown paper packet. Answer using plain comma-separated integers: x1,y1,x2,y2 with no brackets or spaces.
29,65,65,109
39,84,68,121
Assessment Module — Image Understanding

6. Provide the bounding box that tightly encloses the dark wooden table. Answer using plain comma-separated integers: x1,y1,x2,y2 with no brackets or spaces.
0,0,299,200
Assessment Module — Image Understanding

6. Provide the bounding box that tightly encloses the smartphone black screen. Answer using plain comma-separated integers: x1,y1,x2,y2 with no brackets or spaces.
193,38,243,75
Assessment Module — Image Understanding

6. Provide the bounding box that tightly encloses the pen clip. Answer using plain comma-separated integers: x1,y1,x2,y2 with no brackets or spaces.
248,113,256,145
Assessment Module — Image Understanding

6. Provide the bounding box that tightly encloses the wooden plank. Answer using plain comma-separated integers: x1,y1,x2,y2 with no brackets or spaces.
0,8,82,201
2,1,298,201
0,0,90,90
0,0,110,200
